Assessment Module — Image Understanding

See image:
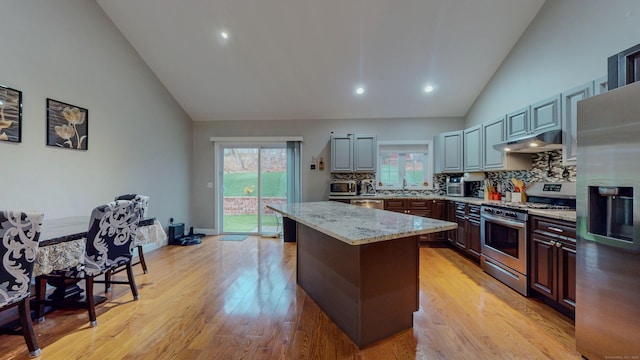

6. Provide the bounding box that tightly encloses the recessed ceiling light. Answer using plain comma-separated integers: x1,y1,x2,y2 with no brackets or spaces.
424,85,434,93
220,31,229,40
355,86,365,95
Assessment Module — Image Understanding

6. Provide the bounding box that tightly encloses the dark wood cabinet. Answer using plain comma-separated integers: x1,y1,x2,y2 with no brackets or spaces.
451,202,481,261
529,215,576,314
446,201,456,245
384,199,447,244
454,202,466,249
430,200,446,242
466,205,481,258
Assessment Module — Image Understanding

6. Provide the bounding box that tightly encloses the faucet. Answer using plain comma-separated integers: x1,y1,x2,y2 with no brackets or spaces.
402,177,408,194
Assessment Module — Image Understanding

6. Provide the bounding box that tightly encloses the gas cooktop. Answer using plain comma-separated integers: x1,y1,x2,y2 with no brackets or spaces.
492,202,574,211
486,181,577,211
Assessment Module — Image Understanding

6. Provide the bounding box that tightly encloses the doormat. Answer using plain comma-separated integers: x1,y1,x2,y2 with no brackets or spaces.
220,235,248,241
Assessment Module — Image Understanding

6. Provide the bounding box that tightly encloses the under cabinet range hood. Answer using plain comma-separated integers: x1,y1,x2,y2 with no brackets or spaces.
493,129,563,153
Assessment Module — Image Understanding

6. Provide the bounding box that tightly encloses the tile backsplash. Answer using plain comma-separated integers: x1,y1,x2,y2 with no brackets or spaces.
330,150,576,197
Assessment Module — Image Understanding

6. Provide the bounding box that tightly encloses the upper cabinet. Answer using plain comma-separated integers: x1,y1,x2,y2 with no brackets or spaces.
506,95,561,142
331,134,353,172
506,107,530,140
435,75,608,171
435,130,463,173
463,125,482,172
561,82,594,165
330,134,377,172
594,75,609,95
482,117,506,170
530,95,561,134
482,116,531,171
353,134,377,172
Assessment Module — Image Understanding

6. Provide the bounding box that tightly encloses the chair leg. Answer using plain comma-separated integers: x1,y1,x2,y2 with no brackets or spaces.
104,270,112,293
125,262,140,300
34,276,47,323
18,298,41,358
137,245,148,274
86,277,97,327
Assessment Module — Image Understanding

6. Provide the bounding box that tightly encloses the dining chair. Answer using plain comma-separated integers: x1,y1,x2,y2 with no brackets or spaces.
0,210,44,358
35,200,139,327
113,194,150,273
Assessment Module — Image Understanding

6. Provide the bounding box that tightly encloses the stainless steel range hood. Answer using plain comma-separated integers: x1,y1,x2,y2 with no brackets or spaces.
493,129,563,153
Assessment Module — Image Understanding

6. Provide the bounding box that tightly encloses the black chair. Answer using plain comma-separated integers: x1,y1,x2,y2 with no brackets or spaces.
36,200,139,327
0,210,44,358
114,194,150,273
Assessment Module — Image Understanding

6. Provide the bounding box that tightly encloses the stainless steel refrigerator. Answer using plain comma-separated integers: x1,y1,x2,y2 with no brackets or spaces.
576,80,640,359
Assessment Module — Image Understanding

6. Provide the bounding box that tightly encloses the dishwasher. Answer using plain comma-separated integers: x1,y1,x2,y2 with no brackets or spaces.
350,199,384,209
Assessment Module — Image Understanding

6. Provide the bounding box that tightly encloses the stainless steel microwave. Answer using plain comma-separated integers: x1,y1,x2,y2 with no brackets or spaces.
330,180,357,196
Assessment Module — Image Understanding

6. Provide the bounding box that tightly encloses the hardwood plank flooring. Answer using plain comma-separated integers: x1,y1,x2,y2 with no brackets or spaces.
0,236,581,359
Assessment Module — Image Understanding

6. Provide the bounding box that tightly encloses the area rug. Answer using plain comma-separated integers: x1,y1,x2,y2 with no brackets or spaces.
220,235,249,241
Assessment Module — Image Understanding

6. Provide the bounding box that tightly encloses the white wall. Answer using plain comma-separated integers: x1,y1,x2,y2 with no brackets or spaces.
0,1,192,230
192,117,464,230
466,0,640,127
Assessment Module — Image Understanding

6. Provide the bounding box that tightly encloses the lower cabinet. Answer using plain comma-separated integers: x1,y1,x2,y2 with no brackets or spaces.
385,199,446,244
451,201,481,261
446,200,456,245
529,215,576,314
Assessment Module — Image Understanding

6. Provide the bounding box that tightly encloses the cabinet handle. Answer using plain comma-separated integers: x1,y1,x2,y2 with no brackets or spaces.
548,226,563,233
555,241,562,248
407,210,411,214
549,240,556,246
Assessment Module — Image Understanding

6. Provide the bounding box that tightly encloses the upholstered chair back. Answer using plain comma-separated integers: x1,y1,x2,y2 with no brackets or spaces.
83,200,139,277
0,211,44,307
114,194,149,219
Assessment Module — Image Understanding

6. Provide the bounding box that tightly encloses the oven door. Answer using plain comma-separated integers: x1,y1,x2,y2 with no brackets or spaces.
480,212,527,274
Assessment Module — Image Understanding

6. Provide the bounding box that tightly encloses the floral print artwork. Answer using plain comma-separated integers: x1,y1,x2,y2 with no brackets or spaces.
47,98,88,150
0,85,22,143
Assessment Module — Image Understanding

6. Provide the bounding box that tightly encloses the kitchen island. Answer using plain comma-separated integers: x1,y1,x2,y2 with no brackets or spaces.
267,201,457,348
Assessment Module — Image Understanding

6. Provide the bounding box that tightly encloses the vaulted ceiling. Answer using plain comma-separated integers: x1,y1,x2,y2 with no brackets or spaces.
97,0,545,121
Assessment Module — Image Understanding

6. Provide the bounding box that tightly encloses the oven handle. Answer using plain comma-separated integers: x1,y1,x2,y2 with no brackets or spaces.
481,213,526,229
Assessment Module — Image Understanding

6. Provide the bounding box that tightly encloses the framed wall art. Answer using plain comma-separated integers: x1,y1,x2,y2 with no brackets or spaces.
0,84,23,143
46,98,88,150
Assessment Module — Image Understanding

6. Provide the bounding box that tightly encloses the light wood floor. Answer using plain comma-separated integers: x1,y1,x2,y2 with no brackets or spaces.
1,236,581,359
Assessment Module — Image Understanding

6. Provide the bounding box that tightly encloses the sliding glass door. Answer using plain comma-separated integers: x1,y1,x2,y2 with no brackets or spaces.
220,144,288,235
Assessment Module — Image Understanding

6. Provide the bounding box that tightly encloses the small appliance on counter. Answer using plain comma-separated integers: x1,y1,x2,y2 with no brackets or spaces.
329,179,357,196
446,172,485,197
358,179,376,196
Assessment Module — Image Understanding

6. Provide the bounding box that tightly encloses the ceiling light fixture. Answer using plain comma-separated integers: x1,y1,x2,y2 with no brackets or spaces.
355,86,365,95
424,85,434,93
220,31,229,40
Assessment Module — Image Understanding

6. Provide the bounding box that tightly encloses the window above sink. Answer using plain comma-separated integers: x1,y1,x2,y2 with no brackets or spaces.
376,140,434,191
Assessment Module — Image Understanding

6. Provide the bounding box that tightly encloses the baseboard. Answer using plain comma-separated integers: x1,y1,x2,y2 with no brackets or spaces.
195,228,217,235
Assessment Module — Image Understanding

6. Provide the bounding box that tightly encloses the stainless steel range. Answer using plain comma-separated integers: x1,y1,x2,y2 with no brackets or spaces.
480,182,576,296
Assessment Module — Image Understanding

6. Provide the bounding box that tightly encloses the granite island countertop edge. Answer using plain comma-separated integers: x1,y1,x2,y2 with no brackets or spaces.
268,202,457,246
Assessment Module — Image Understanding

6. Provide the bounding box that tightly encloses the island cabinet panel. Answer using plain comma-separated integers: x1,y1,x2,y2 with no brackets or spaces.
296,223,418,348
529,215,576,315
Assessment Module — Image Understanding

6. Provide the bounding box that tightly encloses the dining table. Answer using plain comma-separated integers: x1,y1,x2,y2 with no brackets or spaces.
34,216,167,305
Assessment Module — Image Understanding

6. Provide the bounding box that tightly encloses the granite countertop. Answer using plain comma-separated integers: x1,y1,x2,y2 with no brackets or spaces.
268,201,457,246
329,195,576,222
